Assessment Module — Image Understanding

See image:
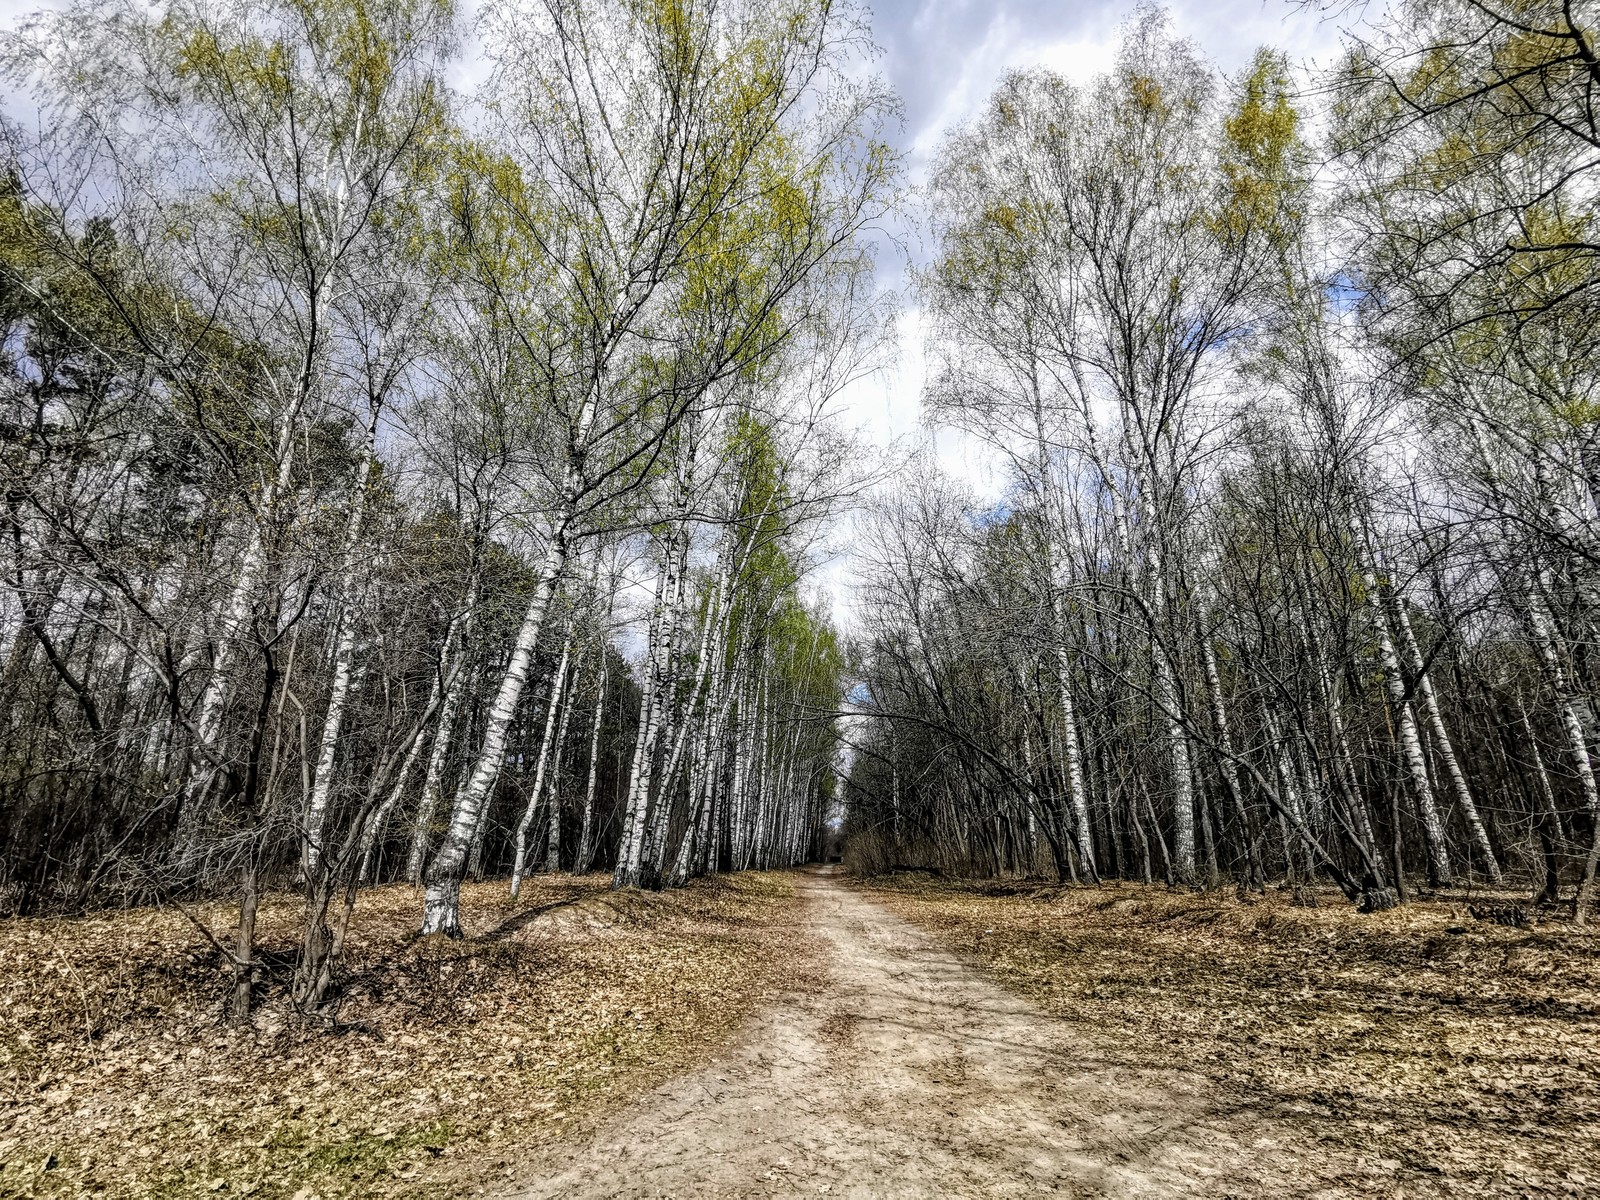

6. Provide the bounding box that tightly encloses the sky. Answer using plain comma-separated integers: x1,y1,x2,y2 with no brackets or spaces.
837,0,1354,416
0,0,1357,633
815,0,1352,625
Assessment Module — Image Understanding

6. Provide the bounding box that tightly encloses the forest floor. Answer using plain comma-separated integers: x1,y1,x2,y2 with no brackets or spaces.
0,872,810,1198
5,870,1597,1197
505,868,1600,1198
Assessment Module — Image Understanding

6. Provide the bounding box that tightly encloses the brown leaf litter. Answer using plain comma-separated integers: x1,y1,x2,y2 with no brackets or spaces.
859,874,1600,1196
0,872,811,1198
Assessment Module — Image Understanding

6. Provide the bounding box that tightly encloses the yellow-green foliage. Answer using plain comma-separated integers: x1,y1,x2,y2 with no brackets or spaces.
0,177,280,461
169,0,450,228
728,412,800,605
1218,49,1305,250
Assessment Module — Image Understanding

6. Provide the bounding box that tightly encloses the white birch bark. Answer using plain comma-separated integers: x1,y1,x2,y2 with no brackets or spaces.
421,530,570,935
356,661,443,883
1307,620,1384,874
421,352,604,932
613,544,680,888
648,549,732,877
1090,419,1195,885
1365,561,1454,886
180,408,303,823
575,644,609,874
303,421,381,879
1470,418,1600,914
670,704,717,884
1525,583,1600,916
1264,710,1307,882
1049,600,1097,881
1158,647,1197,883
1389,594,1502,882
1028,397,1098,882
545,646,580,874
729,671,754,870
510,622,573,898
1198,612,1263,886
407,579,478,883
1517,693,1565,835
752,663,773,869
670,639,738,886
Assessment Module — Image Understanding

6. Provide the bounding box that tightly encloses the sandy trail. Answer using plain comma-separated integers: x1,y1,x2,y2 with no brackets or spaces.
503,868,1328,1198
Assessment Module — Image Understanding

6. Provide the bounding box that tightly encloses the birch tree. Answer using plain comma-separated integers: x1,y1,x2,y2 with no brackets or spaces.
417,0,893,934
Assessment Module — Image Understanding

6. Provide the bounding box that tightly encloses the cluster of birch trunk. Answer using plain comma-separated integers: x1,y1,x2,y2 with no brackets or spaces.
846,2,1600,919
0,0,883,1013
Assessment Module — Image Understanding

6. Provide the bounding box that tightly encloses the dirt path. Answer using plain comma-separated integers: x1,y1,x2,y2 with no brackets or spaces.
503,868,1333,1198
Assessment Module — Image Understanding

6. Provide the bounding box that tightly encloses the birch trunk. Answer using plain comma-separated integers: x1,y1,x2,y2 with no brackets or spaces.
1526,585,1600,919
613,562,673,887
576,650,608,874
510,623,573,898
1029,408,1098,883
1388,582,1502,882
1123,443,1194,885
1198,614,1262,888
1303,609,1385,885
545,647,579,874
180,407,302,825
647,551,731,878
1517,694,1566,901
356,662,443,883
728,672,753,870
1470,419,1600,914
303,426,380,880
407,581,478,883
670,647,736,886
421,530,569,936
753,665,773,869
1359,536,1453,886
1051,634,1097,883
1160,648,1197,885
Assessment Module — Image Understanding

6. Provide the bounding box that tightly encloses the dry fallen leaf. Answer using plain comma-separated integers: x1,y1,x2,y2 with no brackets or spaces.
0,873,810,1199
863,874,1600,1195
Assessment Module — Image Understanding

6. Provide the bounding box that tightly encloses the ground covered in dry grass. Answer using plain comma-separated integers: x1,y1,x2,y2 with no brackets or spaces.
0,872,809,1198
860,875,1600,1196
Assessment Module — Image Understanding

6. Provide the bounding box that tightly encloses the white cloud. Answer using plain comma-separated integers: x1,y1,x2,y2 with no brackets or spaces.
822,0,1356,632
0,0,1361,637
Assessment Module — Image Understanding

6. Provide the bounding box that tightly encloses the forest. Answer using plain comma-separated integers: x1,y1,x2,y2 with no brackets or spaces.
1,0,880,1013
844,1,1600,922
1,0,1599,1192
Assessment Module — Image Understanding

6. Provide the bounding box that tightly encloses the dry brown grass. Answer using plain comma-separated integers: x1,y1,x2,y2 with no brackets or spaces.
859,874,1600,1196
0,872,810,1198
